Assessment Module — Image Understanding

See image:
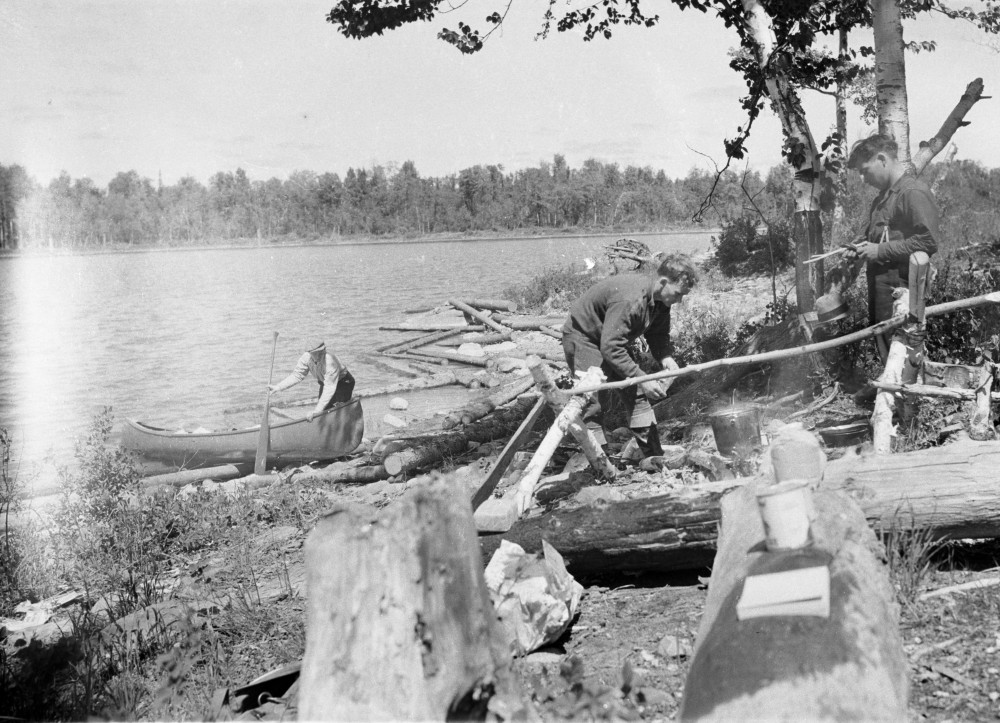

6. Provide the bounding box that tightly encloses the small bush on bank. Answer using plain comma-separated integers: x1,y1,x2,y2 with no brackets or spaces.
708,215,795,277
926,251,1000,364
501,262,604,314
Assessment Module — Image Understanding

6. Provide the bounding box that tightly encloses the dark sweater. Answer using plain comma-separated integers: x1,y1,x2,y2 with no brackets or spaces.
562,274,673,380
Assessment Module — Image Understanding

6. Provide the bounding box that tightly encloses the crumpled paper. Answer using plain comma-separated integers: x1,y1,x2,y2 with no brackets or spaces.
484,539,583,655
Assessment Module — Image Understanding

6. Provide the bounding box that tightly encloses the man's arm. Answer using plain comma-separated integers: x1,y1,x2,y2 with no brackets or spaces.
877,187,940,262
270,353,310,393
598,300,644,380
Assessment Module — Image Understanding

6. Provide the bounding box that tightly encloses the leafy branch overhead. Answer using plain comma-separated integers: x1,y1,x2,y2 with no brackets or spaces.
325,0,1000,168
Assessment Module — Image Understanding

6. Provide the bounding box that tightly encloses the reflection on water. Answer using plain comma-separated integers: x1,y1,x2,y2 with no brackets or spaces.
0,233,712,479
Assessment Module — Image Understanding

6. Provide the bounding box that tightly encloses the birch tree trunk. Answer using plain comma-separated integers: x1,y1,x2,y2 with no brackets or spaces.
742,0,824,313
873,0,911,163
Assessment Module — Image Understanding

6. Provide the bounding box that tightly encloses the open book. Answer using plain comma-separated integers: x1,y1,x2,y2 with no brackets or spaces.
736,565,830,620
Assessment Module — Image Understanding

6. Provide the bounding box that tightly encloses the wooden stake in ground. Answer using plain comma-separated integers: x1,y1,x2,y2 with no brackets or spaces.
299,475,521,720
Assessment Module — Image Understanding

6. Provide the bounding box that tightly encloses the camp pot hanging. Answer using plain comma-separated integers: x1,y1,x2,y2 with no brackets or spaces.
709,405,762,457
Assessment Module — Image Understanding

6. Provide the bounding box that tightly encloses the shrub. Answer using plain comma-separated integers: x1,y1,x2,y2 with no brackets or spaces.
709,215,795,277
501,263,603,314
926,251,1000,364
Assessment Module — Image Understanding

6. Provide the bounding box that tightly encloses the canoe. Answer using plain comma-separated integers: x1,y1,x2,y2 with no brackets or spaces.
121,398,365,471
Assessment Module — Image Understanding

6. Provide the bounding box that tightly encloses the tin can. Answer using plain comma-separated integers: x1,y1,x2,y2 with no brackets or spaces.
756,479,815,551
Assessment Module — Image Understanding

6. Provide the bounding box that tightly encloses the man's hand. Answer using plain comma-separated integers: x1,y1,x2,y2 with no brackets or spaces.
307,411,317,422
267,384,278,394
854,241,880,261
639,379,667,401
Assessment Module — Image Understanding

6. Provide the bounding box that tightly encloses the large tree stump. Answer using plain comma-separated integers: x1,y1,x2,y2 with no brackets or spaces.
300,475,520,721
681,426,906,720
679,481,907,721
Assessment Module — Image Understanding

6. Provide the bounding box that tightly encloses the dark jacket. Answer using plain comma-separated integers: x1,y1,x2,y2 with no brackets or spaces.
562,274,673,380
863,172,940,282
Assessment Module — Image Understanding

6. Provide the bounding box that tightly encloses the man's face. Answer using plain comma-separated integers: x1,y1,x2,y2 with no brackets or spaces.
857,153,892,190
655,278,690,305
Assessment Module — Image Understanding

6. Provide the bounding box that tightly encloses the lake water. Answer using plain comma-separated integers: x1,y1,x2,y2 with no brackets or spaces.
0,231,713,485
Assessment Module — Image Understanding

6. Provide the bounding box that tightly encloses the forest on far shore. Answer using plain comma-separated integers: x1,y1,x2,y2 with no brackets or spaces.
0,154,998,251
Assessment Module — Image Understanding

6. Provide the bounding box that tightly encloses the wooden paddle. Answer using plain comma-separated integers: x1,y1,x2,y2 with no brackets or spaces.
254,331,279,475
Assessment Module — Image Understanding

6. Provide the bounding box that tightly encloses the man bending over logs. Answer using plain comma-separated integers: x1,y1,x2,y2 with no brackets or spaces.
561,252,697,459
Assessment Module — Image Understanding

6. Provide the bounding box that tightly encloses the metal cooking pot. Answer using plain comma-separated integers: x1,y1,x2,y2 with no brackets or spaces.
709,405,761,457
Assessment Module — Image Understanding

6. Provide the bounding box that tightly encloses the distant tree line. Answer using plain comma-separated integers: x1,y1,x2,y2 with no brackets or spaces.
0,155,799,250
1,155,995,252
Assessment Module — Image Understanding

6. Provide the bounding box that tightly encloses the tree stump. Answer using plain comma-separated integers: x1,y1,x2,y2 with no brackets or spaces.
680,437,907,720
299,475,520,721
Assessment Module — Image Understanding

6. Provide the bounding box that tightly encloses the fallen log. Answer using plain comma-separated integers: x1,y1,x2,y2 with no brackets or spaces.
680,484,906,720
480,439,1000,577
383,396,540,477
680,426,906,721
449,298,514,338
300,476,520,719
375,327,468,354
442,374,536,430
290,461,392,485
462,298,517,313
407,347,490,367
141,464,243,488
380,322,484,332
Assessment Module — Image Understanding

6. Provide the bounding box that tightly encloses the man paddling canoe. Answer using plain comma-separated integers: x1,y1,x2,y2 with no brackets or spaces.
268,341,355,421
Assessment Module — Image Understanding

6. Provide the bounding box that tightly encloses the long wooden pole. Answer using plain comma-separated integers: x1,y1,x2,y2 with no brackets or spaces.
567,292,1000,397
254,332,279,475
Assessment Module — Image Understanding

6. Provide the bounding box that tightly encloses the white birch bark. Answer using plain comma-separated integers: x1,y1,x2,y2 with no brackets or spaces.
742,0,824,312
872,0,911,164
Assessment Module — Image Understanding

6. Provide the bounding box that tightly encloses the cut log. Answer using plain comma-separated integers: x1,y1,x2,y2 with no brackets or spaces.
379,323,485,332
383,396,540,477
375,327,467,354
680,481,906,721
462,298,517,313
448,298,514,338
299,475,520,720
442,375,536,430
141,464,244,488
408,347,490,367
287,458,393,485
480,439,1000,578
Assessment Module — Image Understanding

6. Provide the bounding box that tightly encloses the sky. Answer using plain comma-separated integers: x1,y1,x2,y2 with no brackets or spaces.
2,0,999,188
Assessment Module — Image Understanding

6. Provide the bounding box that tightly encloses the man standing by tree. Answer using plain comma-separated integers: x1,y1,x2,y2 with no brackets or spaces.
562,253,697,459
846,134,941,365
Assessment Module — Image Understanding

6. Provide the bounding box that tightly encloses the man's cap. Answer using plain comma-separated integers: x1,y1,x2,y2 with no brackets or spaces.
307,341,326,353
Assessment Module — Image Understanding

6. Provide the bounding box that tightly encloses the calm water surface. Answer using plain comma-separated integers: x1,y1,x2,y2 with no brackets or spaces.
0,232,712,483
